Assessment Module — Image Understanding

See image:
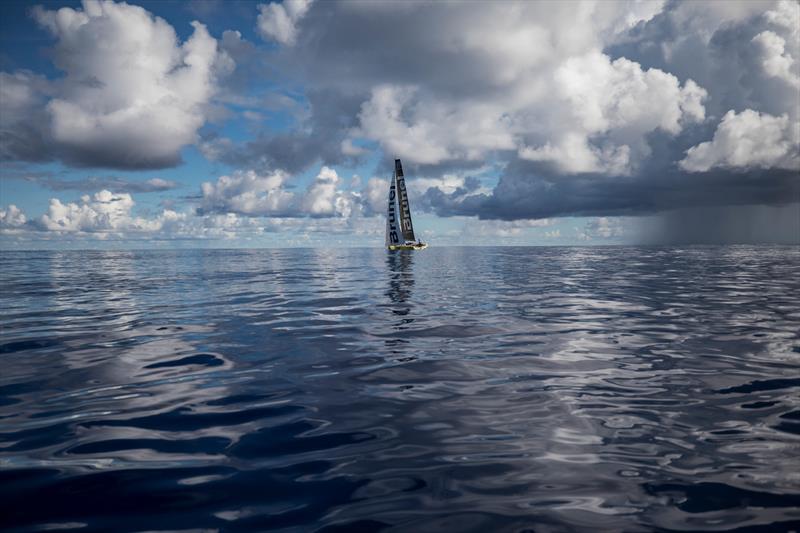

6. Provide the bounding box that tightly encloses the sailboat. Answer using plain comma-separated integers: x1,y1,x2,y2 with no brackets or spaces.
385,158,427,251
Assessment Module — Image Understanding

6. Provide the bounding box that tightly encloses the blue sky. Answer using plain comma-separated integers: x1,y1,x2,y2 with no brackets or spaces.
0,0,798,248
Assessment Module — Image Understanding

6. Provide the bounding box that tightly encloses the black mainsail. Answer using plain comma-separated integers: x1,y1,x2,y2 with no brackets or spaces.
394,159,416,243
385,158,426,250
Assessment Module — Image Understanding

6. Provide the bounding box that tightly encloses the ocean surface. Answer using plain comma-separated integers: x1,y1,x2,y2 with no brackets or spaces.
1,246,799,532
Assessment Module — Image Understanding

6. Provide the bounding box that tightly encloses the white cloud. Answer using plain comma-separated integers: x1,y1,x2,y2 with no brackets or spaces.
5,0,230,169
351,84,518,165
576,217,628,240
200,169,294,216
145,178,176,190
257,0,313,45
200,166,355,218
3,190,272,241
38,190,177,233
680,109,800,172
362,177,387,216
466,218,552,238
0,205,27,229
764,0,800,38
753,30,800,87
520,53,706,174
302,166,350,216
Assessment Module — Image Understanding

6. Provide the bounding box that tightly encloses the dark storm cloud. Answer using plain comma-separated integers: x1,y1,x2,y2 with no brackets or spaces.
426,143,799,222
287,1,521,99
0,122,52,164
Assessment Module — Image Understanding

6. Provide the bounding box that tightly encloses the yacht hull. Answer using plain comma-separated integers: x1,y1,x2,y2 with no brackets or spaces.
388,243,428,251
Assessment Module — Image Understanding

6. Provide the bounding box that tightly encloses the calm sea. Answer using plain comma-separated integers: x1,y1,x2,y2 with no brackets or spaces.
1,246,799,532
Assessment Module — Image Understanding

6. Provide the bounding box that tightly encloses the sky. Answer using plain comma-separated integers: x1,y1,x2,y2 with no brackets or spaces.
0,0,798,249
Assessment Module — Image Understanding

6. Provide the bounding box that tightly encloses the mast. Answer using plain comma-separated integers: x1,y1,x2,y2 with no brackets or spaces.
394,159,416,243
385,169,400,248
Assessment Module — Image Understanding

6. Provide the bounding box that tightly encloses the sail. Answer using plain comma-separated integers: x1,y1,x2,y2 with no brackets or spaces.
385,171,400,247
394,159,416,242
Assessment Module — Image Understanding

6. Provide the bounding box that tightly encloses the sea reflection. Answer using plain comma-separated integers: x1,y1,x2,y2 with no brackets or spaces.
1,246,799,531
386,250,415,306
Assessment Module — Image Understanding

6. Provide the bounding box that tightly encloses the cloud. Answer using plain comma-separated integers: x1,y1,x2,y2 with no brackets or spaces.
518,53,706,175
361,177,388,216
351,84,516,166
37,190,178,233
576,217,629,241
257,0,313,45
752,30,800,87
0,205,27,230
0,71,53,162
199,166,356,218
24,175,179,193
302,165,348,216
345,49,706,174
1,0,229,169
4,0,799,244
606,0,799,120
680,109,800,172
7,189,261,240
204,89,363,174
288,1,711,174
1,180,383,243
313,0,796,224
200,169,294,216
424,152,800,222
469,218,553,238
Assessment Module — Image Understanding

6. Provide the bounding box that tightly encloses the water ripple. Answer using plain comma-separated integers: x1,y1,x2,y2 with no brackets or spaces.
1,246,799,531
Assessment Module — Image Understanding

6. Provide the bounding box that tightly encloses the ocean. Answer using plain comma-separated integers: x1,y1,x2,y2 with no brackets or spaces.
1,246,799,531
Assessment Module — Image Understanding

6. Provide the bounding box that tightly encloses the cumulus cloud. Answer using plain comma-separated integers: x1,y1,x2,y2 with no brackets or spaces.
199,166,356,218
577,217,629,240
0,205,27,230
37,190,180,233
257,0,313,45
346,53,706,174
0,191,278,241
680,109,800,172
351,84,516,166
1,0,229,169
1,179,385,244
519,53,706,174
752,30,800,87
302,165,350,217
